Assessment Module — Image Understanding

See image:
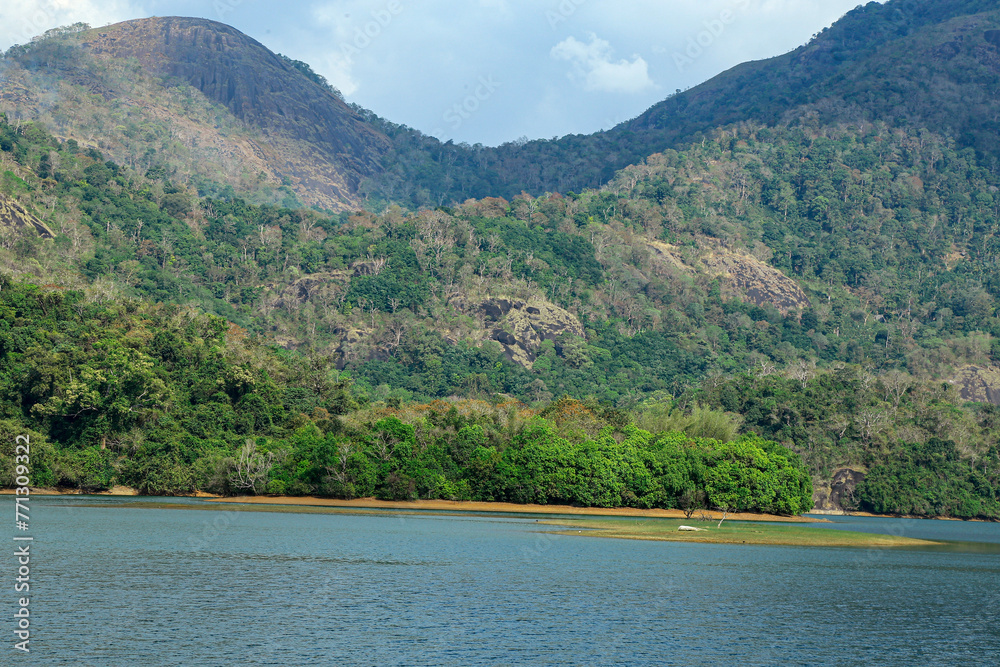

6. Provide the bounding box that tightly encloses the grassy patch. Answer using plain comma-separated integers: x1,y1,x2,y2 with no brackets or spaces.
542,518,942,548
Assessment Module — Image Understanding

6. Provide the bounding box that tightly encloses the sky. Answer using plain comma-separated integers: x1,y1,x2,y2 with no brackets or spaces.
0,0,877,146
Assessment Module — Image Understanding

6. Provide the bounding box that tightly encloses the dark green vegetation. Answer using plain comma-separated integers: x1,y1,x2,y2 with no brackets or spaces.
2,111,1000,516
3,1,1000,518
0,278,810,514
694,371,1000,519
854,439,1000,519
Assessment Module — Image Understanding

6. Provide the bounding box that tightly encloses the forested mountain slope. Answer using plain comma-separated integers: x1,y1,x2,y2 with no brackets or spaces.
1,112,999,515
2,1,1000,516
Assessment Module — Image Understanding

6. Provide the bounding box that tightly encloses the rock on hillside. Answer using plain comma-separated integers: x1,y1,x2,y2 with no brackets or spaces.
701,250,811,314
949,365,1000,405
0,195,55,238
813,468,867,512
480,298,585,368
647,240,809,313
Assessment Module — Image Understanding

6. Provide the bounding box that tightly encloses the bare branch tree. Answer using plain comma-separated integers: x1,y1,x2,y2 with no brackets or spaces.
229,440,275,495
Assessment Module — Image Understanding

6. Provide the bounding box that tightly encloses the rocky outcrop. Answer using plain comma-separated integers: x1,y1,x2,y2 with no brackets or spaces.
269,271,349,311
647,240,809,313
949,365,1000,405
0,195,55,238
479,297,585,368
813,468,866,511
701,251,810,313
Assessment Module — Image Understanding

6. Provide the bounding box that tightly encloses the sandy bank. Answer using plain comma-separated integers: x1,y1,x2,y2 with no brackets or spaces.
543,518,944,548
207,496,822,523
0,487,220,497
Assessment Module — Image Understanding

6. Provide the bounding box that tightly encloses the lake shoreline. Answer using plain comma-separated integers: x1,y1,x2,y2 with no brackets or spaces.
10,490,987,549
5,487,994,523
205,495,824,522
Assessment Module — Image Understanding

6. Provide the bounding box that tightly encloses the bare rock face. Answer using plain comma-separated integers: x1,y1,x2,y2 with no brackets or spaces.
269,271,349,311
332,327,389,370
813,468,866,511
0,195,54,238
949,365,1000,405
480,298,585,368
700,251,810,313
646,240,809,313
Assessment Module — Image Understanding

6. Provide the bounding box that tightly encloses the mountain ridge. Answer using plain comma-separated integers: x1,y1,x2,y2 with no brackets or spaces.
374,0,1000,206
80,17,392,206
7,1,1000,210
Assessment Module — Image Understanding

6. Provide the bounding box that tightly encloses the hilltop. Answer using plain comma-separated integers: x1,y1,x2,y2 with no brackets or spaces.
1,17,391,211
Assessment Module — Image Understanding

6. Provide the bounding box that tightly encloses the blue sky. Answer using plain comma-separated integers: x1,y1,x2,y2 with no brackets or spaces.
1,0,875,146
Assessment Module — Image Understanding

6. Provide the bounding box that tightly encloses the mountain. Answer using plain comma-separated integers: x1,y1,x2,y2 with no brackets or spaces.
628,0,1000,151
2,109,1000,514
6,1,1000,211
1,17,391,211
370,0,1000,206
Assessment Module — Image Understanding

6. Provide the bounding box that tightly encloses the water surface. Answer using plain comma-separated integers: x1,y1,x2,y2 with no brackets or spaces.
5,496,998,666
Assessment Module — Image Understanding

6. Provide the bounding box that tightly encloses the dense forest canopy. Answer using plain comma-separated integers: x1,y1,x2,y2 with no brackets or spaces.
0,277,816,516
2,112,999,516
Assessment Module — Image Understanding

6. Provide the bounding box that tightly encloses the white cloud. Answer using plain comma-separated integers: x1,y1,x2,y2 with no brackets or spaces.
551,34,654,94
320,51,360,96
